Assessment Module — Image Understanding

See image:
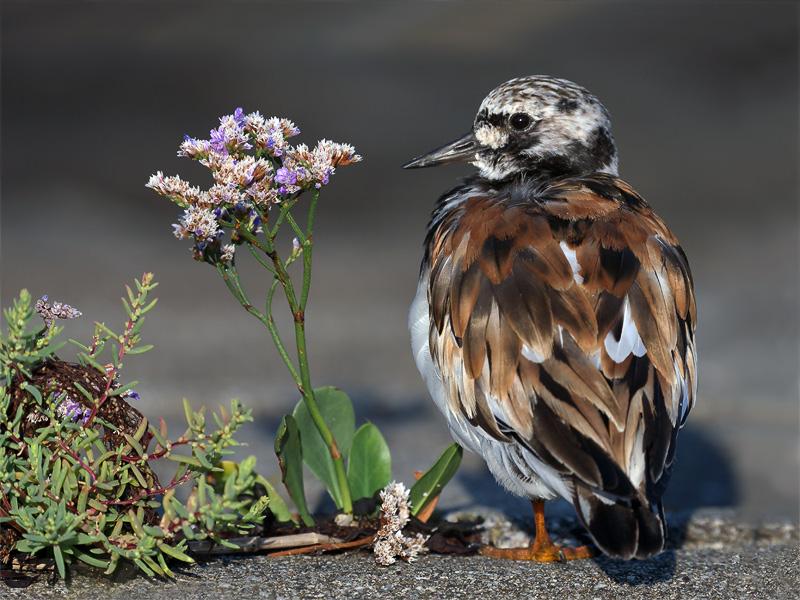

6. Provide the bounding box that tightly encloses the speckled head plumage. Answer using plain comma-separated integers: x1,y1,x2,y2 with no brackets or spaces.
404,75,618,181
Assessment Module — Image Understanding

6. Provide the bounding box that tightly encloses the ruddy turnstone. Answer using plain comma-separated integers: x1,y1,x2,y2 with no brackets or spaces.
405,76,696,561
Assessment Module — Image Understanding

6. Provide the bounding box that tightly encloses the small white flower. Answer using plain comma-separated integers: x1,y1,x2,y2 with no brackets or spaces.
178,136,212,159
373,481,429,566
146,172,204,206
175,206,219,242
220,244,236,263
208,183,244,207
246,178,279,206
146,171,189,197
247,117,300,156
211,155,268,188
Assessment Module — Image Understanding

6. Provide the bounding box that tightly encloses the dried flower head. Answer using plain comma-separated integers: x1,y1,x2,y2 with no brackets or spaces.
35,296,82,328
147,108,360,264
373,482,429,566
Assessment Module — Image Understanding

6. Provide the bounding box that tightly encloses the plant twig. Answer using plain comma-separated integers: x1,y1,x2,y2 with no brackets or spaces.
266,534,375,558
188,532,343,555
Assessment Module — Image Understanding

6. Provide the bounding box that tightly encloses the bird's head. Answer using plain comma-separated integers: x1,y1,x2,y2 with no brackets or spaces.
404,75,618,181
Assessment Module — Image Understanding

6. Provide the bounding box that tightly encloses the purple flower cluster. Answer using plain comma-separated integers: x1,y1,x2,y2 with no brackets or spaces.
57,395,91,425
209,107,252,156
147,108,361,265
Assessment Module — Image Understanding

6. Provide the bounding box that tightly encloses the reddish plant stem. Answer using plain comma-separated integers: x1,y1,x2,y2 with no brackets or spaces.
56,440,97,483
102,471,193,507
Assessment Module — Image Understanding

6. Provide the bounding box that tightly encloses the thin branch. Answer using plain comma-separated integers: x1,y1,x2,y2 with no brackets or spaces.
266,534,374,558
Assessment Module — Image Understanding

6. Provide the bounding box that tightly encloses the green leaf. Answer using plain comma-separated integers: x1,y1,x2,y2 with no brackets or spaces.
53,545,66,579
123,434,144,458
127,344,154,355
167,454,202,468
182,398,195,427
109,380,139,397
158,541,194,564
274,415,313,526
72,381,95,401
347,423,391,501
80,353,106,374
258,477,295,524
133,558,155,577
292,386,354,508
19,383,42,405
74,549,110,569
409,443,463,516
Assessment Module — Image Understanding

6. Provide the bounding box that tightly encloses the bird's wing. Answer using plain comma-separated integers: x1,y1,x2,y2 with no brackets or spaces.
426,174,696,553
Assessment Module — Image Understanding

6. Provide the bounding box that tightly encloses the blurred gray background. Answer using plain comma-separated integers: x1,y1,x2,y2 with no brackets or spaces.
2,2,798,522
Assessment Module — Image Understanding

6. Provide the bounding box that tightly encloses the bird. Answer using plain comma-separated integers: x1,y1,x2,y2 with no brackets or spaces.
404,75,696,561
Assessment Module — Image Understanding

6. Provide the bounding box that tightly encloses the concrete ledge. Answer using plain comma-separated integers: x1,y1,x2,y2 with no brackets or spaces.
6,511,797,599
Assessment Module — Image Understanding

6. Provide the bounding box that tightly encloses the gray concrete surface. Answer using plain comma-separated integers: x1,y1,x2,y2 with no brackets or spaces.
2,0,798,528
5,512,799,599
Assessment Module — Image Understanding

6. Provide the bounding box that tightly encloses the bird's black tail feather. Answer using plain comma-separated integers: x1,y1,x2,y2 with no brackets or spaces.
573,484,666,560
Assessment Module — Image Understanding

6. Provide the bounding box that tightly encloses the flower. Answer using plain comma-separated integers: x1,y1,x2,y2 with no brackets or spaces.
173,206,219,242
245,178,279,206
283,140,361,189
221,244,236,263
178,135,212,159
373,482,429,566
146,172,205,207
244,113,300,157
35,296,82,328
206,183,242,207
274,167,297,186
56,395,91,425
148,108,360,263
209,108,252,156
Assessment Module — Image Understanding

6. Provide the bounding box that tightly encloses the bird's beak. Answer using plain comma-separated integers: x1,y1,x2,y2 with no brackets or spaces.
402,131,478,169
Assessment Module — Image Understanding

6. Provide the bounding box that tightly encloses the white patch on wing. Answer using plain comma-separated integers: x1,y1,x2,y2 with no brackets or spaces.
559,241,584,284
604,298,647,363
590,489,618,506
675,359,690,425
521,344,546,363
627,422,645,490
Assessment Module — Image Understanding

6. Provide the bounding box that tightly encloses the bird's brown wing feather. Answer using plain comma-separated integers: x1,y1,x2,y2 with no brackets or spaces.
426,174,697,500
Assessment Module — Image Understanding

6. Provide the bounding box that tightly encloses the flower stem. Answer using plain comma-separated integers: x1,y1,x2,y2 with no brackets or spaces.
300,191,319,310
222,199,353,514
216,263,301,386
265,225,353,514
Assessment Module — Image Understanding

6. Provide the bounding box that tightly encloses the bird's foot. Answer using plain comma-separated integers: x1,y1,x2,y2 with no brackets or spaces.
479,539,594,562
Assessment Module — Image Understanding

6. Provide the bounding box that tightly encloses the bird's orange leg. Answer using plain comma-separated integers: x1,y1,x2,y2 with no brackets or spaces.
479,500,594,562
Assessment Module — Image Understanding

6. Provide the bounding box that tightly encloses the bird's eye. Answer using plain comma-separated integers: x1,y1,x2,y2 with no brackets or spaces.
509,112,533,131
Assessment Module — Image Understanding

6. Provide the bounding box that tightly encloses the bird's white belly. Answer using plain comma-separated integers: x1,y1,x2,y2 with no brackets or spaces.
409,276,563,501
